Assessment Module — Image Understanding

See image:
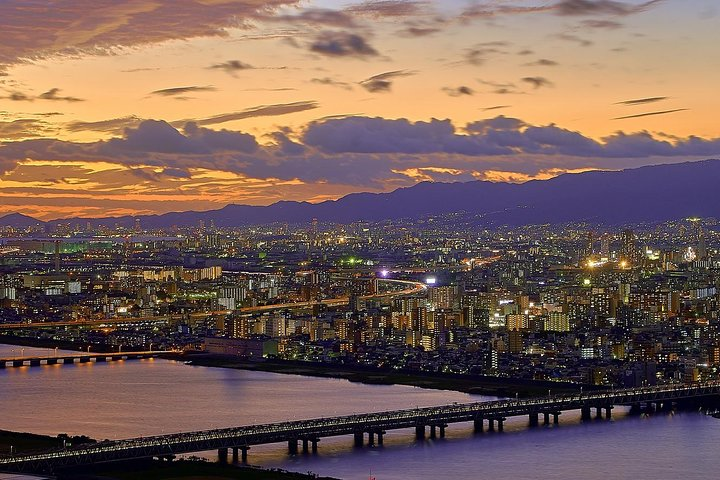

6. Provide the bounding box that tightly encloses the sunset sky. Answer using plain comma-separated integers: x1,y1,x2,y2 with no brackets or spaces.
0,0,718,220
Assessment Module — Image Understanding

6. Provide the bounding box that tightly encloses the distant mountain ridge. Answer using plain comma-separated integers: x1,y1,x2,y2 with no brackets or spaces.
2,160,720,228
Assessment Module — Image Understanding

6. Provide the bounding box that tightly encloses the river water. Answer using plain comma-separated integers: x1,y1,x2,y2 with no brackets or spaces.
2,344,719,479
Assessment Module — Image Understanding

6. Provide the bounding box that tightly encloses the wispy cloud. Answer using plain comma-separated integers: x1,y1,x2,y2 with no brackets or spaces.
442,86,474,96
2,88,84,102
311,77,353,90
615,96,668,106
172,101,320,127
65,116,144,134
150,86,216,97
309,31,379,58
522,77,554,89
360,70,415,93
554,0,663,17
614,108,688,120
209,60,254,75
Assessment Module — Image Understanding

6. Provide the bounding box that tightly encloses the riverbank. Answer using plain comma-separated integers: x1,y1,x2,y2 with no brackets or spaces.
169,352,589,398
0,432,335,480
0,335,588,397
0,430,94,455
57,458,337,480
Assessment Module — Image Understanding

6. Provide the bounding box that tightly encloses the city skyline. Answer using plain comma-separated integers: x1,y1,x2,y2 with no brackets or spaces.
0,0,719,219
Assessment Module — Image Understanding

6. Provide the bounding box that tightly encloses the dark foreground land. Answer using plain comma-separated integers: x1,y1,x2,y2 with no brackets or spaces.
0,430,94,455
56,458,336,480
170,352,589,398
0,432,333,480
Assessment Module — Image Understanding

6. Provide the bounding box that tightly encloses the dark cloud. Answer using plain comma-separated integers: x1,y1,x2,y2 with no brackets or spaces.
345,1,427,18
311,77,353,90
101,120,259,155
613,109,688,120
615,96,668,106
0,119,55,139
477,79,523,95
269,9,358,28
463,42,510,66
303,116,511,155
399,26,441,37
582,19,624,28
3,88,84,102
0,1,299,69
309,31,379,58
525,59,559,67
554,33,593,46
172,101,320,127
360,71,415,93
270,131,307,156
460,4,553,20
482,105,511,111
65,116,144,134
209,60,254,74
467,116,527,133
443,86,474,97
6,92,32,102
1,115,720,189
522,77,554,89
150,86,216,97
554,0,662,16
38,88,85,102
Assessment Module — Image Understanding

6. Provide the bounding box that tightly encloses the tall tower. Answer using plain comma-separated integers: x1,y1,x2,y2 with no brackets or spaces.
54,240,61,273
620,230,637,265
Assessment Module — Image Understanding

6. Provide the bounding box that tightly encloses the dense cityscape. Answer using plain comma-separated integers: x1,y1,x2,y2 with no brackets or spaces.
2,215,719,390
2,0,719,478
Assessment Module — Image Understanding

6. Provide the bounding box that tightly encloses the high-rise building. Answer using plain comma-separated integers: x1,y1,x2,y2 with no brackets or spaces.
620,230,637,265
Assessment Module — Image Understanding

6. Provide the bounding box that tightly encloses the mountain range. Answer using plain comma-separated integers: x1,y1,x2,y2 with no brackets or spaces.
2,159,719,229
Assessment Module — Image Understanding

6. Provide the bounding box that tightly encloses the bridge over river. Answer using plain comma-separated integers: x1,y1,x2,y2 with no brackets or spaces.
0,351,169,369
2,382,719,474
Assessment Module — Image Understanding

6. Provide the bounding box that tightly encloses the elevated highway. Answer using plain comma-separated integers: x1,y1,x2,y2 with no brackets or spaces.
0,278,425,330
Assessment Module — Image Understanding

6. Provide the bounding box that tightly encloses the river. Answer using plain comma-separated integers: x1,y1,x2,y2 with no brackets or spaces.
2,344,719,479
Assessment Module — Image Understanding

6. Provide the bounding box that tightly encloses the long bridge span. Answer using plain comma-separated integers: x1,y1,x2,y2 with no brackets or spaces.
2,382,719,474
0,351,169,369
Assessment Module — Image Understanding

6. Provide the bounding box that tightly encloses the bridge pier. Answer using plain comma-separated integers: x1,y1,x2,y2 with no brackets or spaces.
543,412,550,425
354,432,364,447
415,425,425,440
368,432,375,446
496,418,505,432
218,448,228,463
595,407,603,418
474,416,484,433
488,418,495,432
439,425,446,438
288,439,298,455
553,412,560,424
312,439,319,453
429,425,437,439
529,412,539,427
581,406,592,421
377,431,384,446
605,406,613,419
302,439,310,453
240,446,250,463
